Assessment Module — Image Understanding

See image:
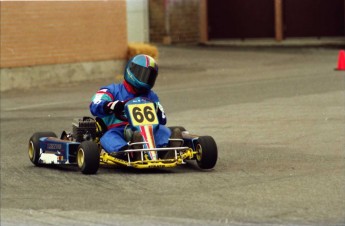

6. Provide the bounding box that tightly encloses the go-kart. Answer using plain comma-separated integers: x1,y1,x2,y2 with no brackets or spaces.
28,97,218,174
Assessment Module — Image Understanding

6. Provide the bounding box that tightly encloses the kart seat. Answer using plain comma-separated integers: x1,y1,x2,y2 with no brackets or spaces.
95,117,108,137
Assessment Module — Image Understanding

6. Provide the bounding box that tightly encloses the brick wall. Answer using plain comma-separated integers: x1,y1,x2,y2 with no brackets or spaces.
0,1,127,68
148,0,166,43
149,0,200,43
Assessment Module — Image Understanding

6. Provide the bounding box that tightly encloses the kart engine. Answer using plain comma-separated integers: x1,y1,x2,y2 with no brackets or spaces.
72,117,97,142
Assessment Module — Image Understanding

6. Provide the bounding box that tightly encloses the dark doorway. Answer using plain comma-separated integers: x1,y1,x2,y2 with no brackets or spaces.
208,0,275,39
284,0,345,37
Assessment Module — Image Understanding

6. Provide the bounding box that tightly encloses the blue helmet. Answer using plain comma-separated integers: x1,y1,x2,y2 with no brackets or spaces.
124,54,158,90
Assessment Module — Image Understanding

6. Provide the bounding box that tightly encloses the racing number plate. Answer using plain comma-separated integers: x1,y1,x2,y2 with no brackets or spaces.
128,103,158,126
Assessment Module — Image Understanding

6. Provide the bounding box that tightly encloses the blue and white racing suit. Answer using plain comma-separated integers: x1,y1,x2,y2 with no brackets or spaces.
89,81,171,153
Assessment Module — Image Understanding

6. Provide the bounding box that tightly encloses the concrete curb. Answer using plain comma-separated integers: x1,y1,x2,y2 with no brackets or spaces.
203,38,345,49
0,60,125,92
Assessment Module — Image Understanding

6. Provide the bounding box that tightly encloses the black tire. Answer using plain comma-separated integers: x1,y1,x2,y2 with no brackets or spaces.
77,141,100,174
195,136,218,169
168,126,186,132
29,131,57,166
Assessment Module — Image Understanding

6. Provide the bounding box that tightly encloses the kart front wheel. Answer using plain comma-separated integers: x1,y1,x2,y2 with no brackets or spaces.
195,136,218,169
77,141,100,174
29,131,57,166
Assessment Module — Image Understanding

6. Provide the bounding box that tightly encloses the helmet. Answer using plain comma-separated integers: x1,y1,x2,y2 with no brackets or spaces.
124,54,158,91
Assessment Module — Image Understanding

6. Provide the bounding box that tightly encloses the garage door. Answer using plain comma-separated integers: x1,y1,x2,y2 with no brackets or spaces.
208,0,275,39
284,0,345,37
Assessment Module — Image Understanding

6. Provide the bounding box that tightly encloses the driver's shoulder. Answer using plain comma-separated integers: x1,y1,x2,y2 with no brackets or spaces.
147,90,159,102
99,83,123,94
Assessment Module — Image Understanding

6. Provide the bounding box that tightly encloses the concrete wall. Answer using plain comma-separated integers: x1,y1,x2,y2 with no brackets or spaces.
127,0,149,43
0,1,127,92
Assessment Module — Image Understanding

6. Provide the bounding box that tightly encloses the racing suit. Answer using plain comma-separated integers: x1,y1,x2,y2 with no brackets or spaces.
89,81,171,153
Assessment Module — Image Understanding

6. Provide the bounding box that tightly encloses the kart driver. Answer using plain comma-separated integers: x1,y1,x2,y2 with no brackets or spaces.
90,54,180,157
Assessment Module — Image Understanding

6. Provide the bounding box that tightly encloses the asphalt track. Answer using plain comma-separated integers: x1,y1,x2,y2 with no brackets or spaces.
1,46,345,226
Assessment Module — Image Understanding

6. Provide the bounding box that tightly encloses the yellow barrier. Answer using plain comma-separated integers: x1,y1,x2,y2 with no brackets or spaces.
128,43,159,60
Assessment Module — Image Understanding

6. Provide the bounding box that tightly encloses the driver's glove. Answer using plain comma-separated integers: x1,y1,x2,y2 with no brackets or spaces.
104,100,124,116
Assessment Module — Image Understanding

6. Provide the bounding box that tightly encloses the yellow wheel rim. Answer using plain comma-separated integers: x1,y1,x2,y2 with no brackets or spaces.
196,144,202,161
28,141,34,160
77,148,85,168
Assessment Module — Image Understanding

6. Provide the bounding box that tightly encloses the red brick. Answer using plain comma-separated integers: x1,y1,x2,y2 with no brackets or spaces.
149,0,200,44
0,1,127,68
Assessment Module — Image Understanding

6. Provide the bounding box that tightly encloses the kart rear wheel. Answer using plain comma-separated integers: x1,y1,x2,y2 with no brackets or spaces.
168,126,186,132
77,141,100,174
29,131,57,166
195,136,218,169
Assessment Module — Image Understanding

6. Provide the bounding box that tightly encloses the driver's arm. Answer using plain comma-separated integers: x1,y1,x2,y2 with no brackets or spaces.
90,88,115,117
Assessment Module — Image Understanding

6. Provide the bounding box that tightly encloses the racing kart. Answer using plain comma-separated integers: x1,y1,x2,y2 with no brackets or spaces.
28,97,218,174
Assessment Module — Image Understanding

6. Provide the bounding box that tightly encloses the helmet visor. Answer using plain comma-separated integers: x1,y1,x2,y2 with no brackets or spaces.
129,63,157,88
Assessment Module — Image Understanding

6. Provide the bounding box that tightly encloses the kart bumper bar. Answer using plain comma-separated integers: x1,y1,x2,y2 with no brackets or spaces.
122,146,189,153
100,146,197,169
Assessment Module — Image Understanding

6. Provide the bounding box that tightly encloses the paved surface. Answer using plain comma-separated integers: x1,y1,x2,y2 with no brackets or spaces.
1,46,345,225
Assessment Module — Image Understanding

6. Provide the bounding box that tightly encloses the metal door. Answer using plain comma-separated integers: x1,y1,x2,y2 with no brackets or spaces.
284,0,345,37
208,0,275,39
